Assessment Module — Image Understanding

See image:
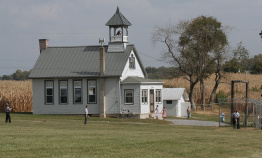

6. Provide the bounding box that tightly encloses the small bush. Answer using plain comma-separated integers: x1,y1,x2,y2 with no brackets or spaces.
215,90,229,103
251,86,261,92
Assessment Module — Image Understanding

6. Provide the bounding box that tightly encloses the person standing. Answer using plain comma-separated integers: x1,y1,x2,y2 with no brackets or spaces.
187,106,190,119
236,110,240,129
6,103,11,123
84,105,89,124
155,105,159,119
221,111,225,123
162,107,167,119
231,110,236,129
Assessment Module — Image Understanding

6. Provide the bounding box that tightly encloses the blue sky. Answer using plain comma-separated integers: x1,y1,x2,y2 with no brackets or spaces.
1,0,262,76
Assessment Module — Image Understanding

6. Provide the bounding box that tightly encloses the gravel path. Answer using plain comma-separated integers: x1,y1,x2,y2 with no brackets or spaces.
166,119,228,126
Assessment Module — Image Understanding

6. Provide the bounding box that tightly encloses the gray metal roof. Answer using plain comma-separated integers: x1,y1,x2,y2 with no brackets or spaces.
121,77,163,85
162,88,189,100
29,44,147,78
105,7,131,26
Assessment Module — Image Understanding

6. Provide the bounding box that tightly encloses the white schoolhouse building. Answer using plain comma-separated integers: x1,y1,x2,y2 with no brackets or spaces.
29,7,164,119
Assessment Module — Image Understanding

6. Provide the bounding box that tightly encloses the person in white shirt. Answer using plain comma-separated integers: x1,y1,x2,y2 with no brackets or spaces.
155,105,159,119
220,111,225,122
236,110,240,129
85,105,89,124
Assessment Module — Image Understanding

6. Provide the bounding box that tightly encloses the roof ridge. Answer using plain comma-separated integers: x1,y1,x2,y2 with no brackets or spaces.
119,12,124,24
47,45,109,48
48,46,86,48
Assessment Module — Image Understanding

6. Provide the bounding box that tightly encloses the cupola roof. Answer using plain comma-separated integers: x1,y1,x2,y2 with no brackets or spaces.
105,7,131,26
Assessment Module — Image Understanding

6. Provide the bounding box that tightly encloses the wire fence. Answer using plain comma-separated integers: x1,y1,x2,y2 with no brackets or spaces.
217,98,262,129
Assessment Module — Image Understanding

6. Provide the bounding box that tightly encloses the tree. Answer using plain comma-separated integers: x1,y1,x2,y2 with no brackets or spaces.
208,47,229,109
251,58,262,74
223,41,249,73
2,75,12,80
12,70,24,80
152,16,228,110
199,57,218,110
233,41,249,69
250,54,262,74
1,69,30,80
145,67,157,74
223,58,243,73
253,54,262,61
145,66,183,79
22,71,30,80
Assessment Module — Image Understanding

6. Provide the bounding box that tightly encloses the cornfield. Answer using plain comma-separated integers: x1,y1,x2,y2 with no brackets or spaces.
0,80,32,112
162,73,262,104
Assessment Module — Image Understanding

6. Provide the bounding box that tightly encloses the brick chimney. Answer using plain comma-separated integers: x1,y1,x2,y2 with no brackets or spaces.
100,47,105,76
39,39,49,53
99,46,106,118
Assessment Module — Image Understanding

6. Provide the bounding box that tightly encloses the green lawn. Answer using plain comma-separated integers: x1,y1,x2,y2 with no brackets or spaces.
0,113,261,158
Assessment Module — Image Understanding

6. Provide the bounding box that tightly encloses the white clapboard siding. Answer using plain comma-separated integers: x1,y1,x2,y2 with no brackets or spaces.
33,78,100,114
105,78,121,114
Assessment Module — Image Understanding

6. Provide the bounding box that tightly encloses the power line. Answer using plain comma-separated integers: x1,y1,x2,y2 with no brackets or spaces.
0,32,152,35
0,33,107,35
139,52,162,62
235,29,261,31
0,66,31,69
0,60,36,61
0,28,261,35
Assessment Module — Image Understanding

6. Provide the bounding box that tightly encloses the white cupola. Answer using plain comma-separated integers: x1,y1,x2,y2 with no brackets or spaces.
105,7,132,44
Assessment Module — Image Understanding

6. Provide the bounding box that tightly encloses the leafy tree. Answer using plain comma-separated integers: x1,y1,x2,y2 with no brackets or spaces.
23,71,30,80
12,70,24,80
251,58,262,74
145,67,157,74
2,75,13,80
223,58,243,73
1,69,30,80
253,54,262,61
223,41,249,72
246,57,255,70
249,54,262,74
152,16,228,110
145,66,183,79
233,41,249,66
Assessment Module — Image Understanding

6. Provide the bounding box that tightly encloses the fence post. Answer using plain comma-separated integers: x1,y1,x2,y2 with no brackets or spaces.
219,102,221,127
231,81,234,124
245,82,249,127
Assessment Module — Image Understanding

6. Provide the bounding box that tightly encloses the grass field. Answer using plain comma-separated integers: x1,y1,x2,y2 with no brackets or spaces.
1,113,262,158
